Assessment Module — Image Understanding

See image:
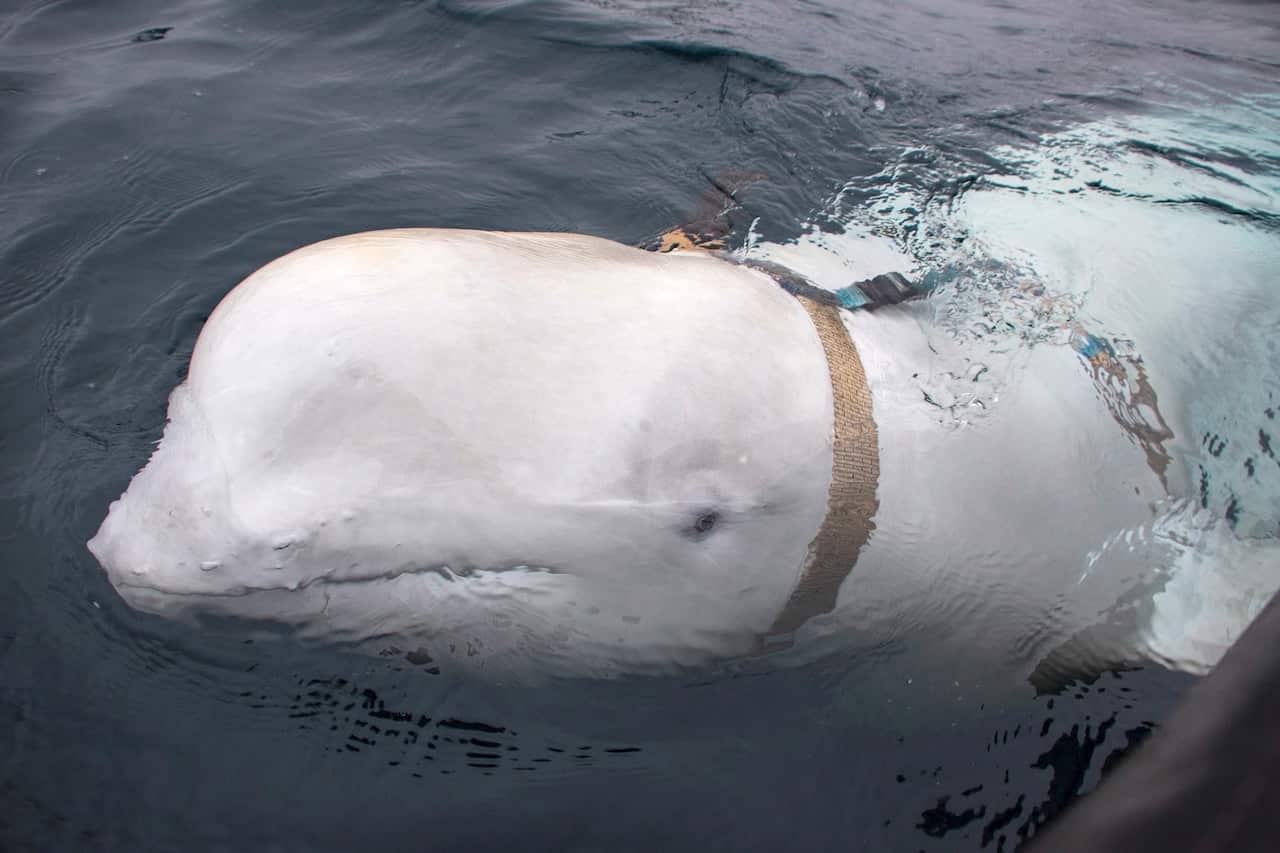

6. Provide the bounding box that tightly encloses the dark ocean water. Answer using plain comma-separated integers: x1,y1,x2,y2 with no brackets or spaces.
2,1,1278,851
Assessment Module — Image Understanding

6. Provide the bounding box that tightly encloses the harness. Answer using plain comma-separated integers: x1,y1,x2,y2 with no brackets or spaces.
653,234,931,644
767,290,880,639
741,260,927,643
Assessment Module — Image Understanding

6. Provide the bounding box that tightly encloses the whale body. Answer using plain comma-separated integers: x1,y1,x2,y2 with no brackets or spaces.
90,229,841,677
89,228,1277,681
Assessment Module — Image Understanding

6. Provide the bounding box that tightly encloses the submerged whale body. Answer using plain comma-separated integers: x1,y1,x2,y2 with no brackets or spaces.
89,228,1276,682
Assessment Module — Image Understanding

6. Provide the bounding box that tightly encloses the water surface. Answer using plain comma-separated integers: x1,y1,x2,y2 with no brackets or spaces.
2,1,1278,850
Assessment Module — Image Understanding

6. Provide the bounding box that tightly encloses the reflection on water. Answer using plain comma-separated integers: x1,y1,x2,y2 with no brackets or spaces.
1,0,1277,850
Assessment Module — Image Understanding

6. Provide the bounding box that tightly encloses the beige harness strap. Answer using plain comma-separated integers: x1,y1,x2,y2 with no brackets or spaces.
637,231,881,641
767,294,880,638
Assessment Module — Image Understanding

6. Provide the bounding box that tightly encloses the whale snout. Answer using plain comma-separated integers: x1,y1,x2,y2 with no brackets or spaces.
88,498,141,583
90,497,192,612
88,478,248,606
88,491,307,629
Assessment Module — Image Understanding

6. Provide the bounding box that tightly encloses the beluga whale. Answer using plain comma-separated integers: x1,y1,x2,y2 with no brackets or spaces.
88,226,1279,684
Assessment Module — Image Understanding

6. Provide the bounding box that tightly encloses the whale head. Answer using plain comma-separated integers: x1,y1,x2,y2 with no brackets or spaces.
88,230,867,676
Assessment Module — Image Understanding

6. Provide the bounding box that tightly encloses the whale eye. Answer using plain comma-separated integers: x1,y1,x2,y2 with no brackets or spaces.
688,510,720,538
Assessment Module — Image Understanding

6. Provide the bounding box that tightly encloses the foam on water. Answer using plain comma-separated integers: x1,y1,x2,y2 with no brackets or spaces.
740,92,1280,681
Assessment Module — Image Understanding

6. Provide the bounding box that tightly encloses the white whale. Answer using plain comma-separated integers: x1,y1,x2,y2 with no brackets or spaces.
88,228,1277,682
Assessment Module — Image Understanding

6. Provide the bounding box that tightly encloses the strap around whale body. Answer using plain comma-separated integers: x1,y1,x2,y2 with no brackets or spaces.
763,287,881,642
730,257,939,642
649,240,901,644
742,257,921,314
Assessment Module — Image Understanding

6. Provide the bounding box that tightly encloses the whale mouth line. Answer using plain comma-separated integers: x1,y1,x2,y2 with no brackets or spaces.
114,562,566,600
